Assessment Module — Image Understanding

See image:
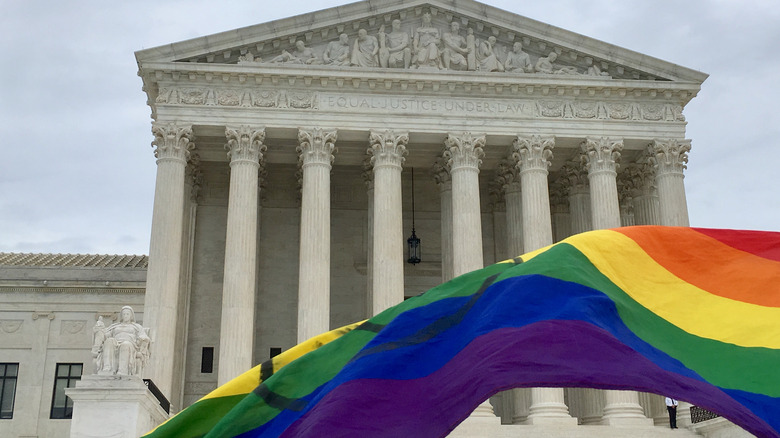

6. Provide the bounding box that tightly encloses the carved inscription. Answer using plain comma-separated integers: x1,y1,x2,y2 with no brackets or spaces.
321,94,529,115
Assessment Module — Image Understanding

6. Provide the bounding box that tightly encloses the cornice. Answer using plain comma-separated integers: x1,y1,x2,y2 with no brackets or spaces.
141,61,701,98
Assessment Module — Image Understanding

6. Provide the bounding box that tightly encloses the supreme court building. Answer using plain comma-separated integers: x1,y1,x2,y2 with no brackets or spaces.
4,0,755,436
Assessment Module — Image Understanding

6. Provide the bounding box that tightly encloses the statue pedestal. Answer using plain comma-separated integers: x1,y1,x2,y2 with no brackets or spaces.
67,375,169,438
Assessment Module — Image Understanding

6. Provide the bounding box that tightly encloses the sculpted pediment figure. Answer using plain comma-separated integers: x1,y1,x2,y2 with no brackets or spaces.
135,0,709,84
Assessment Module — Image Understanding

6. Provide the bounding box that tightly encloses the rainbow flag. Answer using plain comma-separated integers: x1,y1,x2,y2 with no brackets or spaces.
143,226,780,438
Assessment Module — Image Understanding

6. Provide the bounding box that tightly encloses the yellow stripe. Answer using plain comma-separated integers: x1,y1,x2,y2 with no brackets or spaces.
498,244,553,265
565,230,780,349
201,321,364,401
143,321,364,436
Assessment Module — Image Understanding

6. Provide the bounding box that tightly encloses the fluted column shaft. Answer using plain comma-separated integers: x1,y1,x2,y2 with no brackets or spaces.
363,163,375,317
218,126,265,385
633,191,661,225
549,183,571,242
651,139,692,226
601,390,652,425
445,133,495,419
433,160,454,282
512,136,574,423
144,123,192,399
504,184,523,257
297,128,337,342
369,130,408,315
624,162,660,225
445,133,485,276
570,187,592,234
515,135,554,251
583,137,623,230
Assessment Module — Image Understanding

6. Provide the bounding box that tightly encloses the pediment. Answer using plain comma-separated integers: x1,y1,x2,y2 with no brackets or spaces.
135,0,707,84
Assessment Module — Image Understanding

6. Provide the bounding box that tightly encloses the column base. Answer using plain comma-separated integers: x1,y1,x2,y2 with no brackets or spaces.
522,415,579,425
599,415,654,427
524,396,577,425
67,375,169,438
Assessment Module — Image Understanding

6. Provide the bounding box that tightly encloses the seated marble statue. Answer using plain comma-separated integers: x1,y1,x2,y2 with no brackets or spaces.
477,36,504,72
92,306,150,377
351,28,379,68
412,12,441,69
378,20,411,69
535,52,579,75
323,33,351,66
504,42,532,73
442,21,469,70
269,41,319,65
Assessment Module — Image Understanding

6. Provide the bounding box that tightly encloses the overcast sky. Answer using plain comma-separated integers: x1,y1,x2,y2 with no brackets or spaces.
1,0,778,256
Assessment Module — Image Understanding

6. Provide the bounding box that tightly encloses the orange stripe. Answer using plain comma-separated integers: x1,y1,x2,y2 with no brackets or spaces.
615,227,780,307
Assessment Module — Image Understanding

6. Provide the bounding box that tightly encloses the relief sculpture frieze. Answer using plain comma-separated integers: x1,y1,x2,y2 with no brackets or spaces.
155,84,683,121
220,9,653,80
156,87,319,110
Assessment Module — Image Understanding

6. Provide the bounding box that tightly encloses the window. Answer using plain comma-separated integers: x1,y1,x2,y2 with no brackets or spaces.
0,363,18,419
50,363,82,419
201,347,214,373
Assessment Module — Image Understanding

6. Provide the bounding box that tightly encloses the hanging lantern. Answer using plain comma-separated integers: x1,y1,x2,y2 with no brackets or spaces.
407,168,421,265
407,228,421,265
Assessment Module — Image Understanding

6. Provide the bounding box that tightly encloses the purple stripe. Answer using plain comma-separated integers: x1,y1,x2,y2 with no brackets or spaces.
281,320,775,438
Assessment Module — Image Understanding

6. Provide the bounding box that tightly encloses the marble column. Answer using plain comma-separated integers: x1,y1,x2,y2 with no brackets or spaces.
444,133,495,419
368,130,408,315
514,135,554,252
617,172,636,227
514,135,574,424
432,158,454,282
623,162,661,225
362,160,375,317
560,162,592,235
549,183,571,242
582,137,623,230
144,122,192,399
218,126,265,385
496,158,523,258
650,139,692,226
582,138,650,425
444,132,486,276
601,390,653,426
296,128,337,343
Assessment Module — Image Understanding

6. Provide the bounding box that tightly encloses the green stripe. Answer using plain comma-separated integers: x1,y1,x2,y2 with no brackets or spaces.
499,243,780,397
143,393,247,438
205,262,518,437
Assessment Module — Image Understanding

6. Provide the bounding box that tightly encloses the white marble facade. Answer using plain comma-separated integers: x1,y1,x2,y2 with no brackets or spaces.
134,0,708,433
4,0,755,437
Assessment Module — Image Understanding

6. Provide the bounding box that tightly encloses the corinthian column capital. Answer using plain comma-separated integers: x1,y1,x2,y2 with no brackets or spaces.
444,132,486,171
559,161,590,190
368,129,408,168
151,122,193,162
621,163,657,196
431,157,452,188
513,135,554,173
581,137,623,175
649,138,691,175
298,128,337,167
225,126,266,164
495,158,521,193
